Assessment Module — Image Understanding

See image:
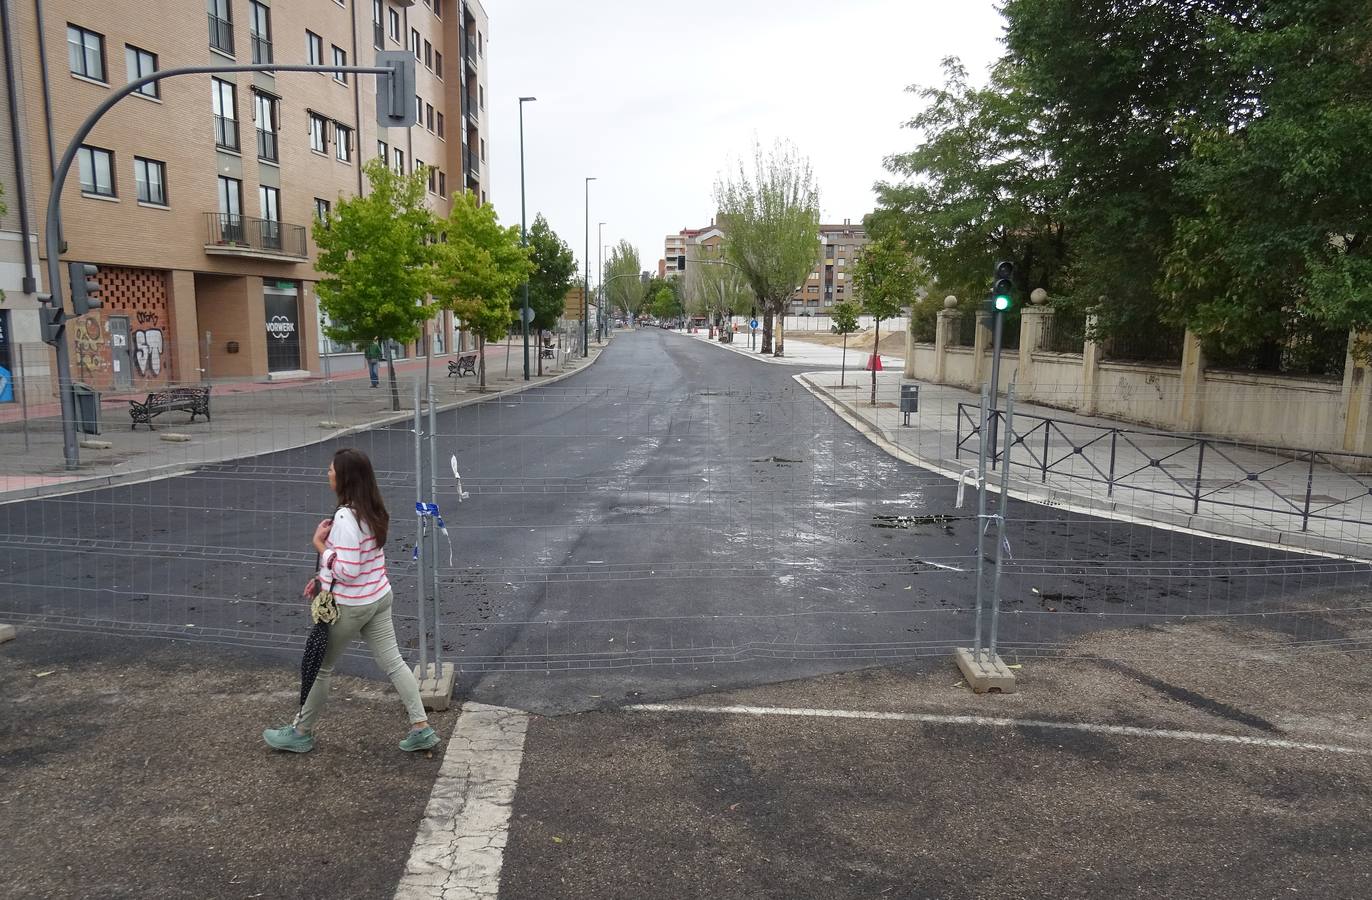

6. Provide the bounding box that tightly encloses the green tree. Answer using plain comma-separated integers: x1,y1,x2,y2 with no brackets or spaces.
433,191,533,391
647,277,680,323
831,299,860,387
314,159,437,410
853,234,921,405
714,139,820,356
524,214,578,376
686,247,751,337
604,240,645,321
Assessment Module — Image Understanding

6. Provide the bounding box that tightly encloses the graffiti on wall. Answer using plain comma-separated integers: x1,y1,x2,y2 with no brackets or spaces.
133,310,164,377
73,316,107,381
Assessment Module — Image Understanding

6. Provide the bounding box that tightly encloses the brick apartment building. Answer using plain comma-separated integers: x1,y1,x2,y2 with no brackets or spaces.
0,0,489,396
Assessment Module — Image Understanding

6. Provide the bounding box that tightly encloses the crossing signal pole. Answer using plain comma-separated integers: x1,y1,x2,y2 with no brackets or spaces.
986,260,1015,466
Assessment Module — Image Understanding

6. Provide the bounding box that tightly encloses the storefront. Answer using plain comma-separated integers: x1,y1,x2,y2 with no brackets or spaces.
263,280,302,373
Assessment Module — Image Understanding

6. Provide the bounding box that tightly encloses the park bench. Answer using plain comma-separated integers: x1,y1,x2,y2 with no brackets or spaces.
447,352,478,378
128,386,212,430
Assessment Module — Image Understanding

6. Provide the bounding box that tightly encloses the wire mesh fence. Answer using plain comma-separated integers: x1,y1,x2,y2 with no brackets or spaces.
2,329,1369,694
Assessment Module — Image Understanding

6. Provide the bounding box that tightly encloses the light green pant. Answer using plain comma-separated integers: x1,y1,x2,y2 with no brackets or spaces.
293,591,427,734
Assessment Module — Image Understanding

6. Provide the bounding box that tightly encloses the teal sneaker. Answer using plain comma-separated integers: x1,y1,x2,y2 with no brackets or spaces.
399,726,439,752
263,725,315,753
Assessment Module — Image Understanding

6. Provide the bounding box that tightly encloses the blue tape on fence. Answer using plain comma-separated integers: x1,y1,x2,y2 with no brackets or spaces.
415,501,454,566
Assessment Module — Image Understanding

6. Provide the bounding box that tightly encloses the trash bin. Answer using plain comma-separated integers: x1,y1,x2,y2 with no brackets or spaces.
71,382,101,435
900,383,920,426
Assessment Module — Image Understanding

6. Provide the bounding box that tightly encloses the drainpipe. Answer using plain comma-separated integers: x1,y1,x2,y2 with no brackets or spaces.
2,0,38,292
348,0,364,196
31,0,56,179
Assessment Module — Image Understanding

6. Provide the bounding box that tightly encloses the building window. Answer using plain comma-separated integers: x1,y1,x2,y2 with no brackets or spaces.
335,123,353,162
480,190,486,205
438,170,446,197
434,50,443,79
836,258,845,267
208,0,234,55
394,148,405,174
425,103,434,131
306,30,323,67
477,31,483,55
416,94,422,121
259,185,282,249
410,28,420,60
332,46,347,83
807,286,819,295
134,157,167,205
424,40,432,69
67,24,106,82
254,90,279,161
479,84,484,109
480,138,486,161
436,112,445,139
249,1,272,63
77,145,115,197
428,168,437,193
434,0,442,16
808,272,819,280
308,113,328,153
378,139,388,160
212,78,239,151
217,176,243,240
388,7,400,41
836,272,846,281
314,197,331,221
372,0,384,48
125,45,158,98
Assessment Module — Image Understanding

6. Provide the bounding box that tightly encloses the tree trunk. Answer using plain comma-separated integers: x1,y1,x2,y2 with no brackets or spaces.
774,314,785,357
761,310,773,354
478,335,487,391
386,345,400,412
841,333,847,387
870,318,881,406
537,329,544,377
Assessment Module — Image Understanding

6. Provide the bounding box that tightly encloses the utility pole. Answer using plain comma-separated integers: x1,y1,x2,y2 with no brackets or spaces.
518,96,536,381
583,177,595,357
597,222,606,341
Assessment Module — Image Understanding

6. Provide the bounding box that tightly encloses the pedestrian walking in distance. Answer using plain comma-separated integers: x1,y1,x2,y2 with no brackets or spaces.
263,448,439,754
365,339,383,388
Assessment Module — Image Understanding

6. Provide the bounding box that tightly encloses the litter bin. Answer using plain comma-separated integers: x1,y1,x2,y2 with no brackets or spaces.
900,383,920,427
71,382,101,435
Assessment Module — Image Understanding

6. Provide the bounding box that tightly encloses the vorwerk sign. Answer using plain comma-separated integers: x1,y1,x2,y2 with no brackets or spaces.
267,316,296,340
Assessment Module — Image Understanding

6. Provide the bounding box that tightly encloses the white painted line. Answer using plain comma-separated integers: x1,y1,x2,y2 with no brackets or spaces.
627,703,1372,756
394,702,530,900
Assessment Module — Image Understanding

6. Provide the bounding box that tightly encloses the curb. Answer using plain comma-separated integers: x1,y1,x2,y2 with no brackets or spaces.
0,342,612,505
795,372,1370,563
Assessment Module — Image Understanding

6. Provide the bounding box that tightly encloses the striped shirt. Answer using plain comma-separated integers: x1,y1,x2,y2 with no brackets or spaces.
319,506,391,605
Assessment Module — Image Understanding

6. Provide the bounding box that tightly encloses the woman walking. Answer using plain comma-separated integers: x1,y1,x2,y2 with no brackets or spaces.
264,448,439,754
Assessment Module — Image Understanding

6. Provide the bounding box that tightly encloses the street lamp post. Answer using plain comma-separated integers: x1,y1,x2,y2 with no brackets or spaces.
597,222,606,340
583,176,595,357
518,96,536,381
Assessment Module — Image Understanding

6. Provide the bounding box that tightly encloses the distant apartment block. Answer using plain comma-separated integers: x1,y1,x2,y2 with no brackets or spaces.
0,0,490,395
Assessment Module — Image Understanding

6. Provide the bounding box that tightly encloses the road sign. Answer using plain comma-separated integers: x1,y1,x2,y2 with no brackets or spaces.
521,306,535,323
749,319,758,329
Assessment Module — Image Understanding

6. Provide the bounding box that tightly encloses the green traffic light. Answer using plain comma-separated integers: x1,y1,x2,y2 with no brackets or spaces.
994,294,1011,311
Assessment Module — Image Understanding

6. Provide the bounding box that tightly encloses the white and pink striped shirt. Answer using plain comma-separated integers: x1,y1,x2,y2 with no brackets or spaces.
319,506,391,605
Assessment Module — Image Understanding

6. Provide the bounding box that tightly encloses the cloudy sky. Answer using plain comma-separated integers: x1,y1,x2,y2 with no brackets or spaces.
485,0,1005,281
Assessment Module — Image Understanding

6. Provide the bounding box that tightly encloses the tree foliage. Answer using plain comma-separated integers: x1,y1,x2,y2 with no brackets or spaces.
874,1,1372,372
714,139,820,354
524,214,578,333
604,240,644,319
853,234,921,324
432,190,532,388
686,247,751,322
831,300,860,336
646,277,680,322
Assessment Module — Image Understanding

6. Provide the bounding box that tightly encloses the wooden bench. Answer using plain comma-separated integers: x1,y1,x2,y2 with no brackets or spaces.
447,352,478,378
128,386,212,430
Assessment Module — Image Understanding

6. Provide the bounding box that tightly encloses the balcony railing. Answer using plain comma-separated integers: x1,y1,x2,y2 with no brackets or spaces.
214,115,240,152
466,101,479,127
205,213,307,259
257,127,278,162
209,14,234,55
465,36,478,70
251,34,272,64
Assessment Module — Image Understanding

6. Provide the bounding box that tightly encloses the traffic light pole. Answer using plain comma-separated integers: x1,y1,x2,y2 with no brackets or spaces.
41,60,399,470
987,309,1004,469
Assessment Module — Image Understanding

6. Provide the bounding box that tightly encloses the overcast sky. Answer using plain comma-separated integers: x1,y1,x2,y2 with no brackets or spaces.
485,0,1005,281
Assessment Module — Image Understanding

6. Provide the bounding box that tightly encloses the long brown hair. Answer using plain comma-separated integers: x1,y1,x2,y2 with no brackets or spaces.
332,448,389,545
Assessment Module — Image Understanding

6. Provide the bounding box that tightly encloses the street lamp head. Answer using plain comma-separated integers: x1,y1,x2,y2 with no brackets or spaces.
519,96,537,103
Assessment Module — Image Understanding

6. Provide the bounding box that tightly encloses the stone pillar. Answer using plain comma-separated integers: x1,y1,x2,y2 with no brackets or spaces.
973,311,992,387
1081,314,1102,415
933,296,958,384
300,281,322,376
1178,329,1206,432
164,269,201,384
1018,289,1051,398
1341,330,1371,454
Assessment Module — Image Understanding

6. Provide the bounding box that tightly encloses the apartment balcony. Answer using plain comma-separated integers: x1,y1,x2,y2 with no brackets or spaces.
209,14,234,55
256,128,278,162
204,213,308,261
466,102,479,128
465,36,478,72
214,115,240,152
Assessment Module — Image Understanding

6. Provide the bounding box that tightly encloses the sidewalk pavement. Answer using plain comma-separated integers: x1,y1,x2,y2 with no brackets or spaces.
796,368,1372,560
679,328,901,369
0,335,613,502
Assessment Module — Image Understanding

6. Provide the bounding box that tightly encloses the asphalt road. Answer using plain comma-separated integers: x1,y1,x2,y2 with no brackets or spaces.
0,329,1363,714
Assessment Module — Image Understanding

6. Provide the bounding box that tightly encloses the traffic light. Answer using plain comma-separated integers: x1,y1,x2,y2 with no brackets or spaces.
375,51,417,128
68,262,102,316
991,260,1014,313
39,303,64,345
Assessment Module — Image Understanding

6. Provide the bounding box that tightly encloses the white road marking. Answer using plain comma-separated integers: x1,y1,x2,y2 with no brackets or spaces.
395,702,529,900
626,703,1372,756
